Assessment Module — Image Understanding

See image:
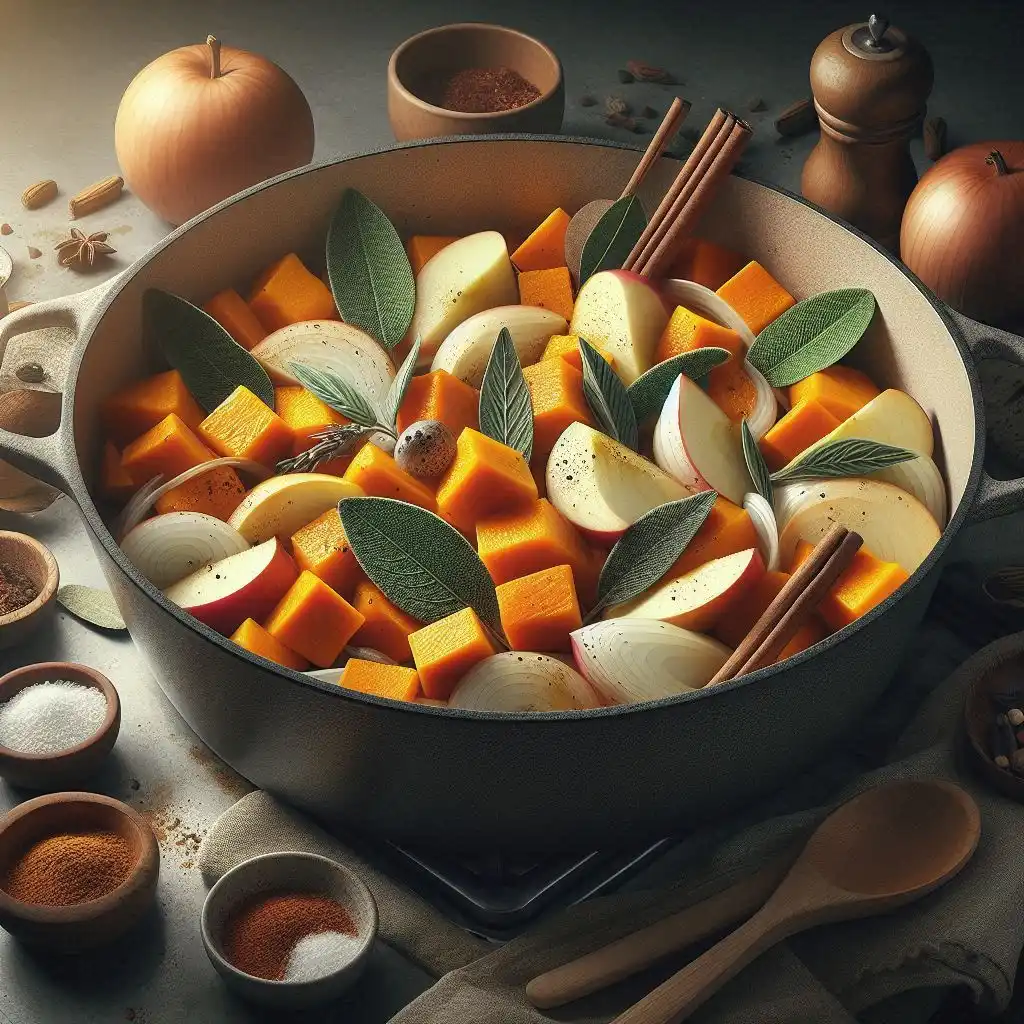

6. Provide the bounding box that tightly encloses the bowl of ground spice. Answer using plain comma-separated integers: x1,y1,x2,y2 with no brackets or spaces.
201,851,377,1008
387,22,564,141
0,791,159,950
0,531,59,649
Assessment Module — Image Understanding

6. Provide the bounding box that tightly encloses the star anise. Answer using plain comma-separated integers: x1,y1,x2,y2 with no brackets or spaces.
55,228,116,269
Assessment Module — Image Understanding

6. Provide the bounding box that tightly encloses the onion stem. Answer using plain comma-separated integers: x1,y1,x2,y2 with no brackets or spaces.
987,149,1010,176
207,35,222,79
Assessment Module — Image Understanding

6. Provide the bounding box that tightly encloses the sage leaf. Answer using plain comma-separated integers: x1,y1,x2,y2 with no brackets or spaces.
771,438,917,483
628,347,732,423
290,362,380,428
57,585,127,632
741,419,773,504
478,328,534,460
326,189,415,351
590,490,718,618
144,289,274,412
383,337,421,430
580,338,638,451
338,496,504,639
579,195,647,285
747,288,876,388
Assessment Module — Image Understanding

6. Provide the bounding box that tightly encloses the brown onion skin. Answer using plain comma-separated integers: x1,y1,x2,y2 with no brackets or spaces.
115,40,314,226
900,141,1024,331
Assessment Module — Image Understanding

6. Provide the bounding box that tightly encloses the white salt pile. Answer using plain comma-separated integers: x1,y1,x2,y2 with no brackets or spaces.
0,680,108,754
283,930,363,982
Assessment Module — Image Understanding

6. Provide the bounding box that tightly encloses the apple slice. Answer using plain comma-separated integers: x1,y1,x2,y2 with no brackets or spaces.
569,270,670,384
228,474,364,543
409,231,520,361
164,537,298,635
653,375,752,504
546,422,689,545
430,305,568,386
606,547,766,632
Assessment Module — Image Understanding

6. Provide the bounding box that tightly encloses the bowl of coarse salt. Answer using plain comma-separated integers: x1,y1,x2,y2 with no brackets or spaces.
0,662,120,790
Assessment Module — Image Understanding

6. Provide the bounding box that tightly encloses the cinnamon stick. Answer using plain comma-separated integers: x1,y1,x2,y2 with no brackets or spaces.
620,97,691,199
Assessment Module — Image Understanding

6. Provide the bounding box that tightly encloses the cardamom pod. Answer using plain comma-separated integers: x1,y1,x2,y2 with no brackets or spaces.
69,175,124,219
775,98,818,138
21,179,58,210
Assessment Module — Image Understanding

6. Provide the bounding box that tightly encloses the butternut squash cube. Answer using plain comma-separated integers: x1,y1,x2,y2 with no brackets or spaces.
101,370,205,448
231,617,310,671
408,607,499,700
198,386,294,467
350,581,422,663
121,413,213,486
339,658,421,702
343,443,437,511
290,509,365,599
522,358,594,462
511,208,571,272
788,365,880,423
716,261,796,335
264,570,365,668
203,288,268,351
274,386,348,453
154,466,246,520
248,253,337,332
405,235,460,275
99,441,136,505
396,370,479,436
668,238,746,291
759,398,842,471
436,429,538,536
668,497,759,578
541,334,616,373
778,619,828,662
518,266,574,321
496,564,582,652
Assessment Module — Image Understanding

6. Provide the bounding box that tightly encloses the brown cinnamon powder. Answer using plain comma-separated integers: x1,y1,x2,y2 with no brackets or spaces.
438,67,540,113
0,563,38,616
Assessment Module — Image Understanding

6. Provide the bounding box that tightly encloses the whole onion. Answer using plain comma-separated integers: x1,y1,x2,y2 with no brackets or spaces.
115,36,314,226
901,142,1024,330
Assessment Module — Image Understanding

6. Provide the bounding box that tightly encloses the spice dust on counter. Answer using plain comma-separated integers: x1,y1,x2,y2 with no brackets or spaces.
0,680,108,754
0,562,38,615
437,68,540,113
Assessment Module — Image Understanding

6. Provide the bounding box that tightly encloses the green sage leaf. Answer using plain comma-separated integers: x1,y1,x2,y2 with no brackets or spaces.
144,289,274,412
771,438,917,483
741,419,773,504
478,328,534,461
579,195,647,285
628,347,732,423
383,337,421,430
57,585,127,632
326,189,415,350
590,490,718,617
580,338,638,451
290,362,380,428
747,288,876,388
338,497,503,639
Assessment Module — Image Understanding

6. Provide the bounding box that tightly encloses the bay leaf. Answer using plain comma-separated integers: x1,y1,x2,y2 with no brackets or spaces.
741,419,773,504
57,585,127,632
326,189,415,351
580,338,638,451
338,496,503,639
746,288,877,388
578,195,647,285
628,347,732,423
478,328,534,460
382,337,421,430
144,289,274,412
290,361,380,428
771,437,916,483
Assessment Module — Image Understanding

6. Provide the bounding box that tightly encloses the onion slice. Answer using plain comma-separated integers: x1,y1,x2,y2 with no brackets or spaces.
448,653,601,712
571,619,730,705
743,492,780,571
743,361,778,440
871,455,948,528
121,512,249,589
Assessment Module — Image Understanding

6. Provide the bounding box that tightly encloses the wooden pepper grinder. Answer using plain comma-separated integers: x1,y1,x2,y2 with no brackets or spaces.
802,14,933,251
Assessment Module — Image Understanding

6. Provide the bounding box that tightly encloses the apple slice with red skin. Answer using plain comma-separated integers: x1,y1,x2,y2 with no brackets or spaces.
163,536,298,636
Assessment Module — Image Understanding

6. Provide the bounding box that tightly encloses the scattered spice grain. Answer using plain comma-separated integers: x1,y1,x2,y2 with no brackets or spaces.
626,60,676,84
0,562,38,615
27,246,41,260
16,362,45,384
438,68,540,113
605,96,630,116
748,96,767,112
1,224,11,236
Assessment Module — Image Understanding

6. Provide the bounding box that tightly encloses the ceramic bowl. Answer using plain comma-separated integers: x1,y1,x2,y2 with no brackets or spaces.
387,22,564,141
0,662,120,790
0,531,58,649
0,791,159,950
201,851,378,1008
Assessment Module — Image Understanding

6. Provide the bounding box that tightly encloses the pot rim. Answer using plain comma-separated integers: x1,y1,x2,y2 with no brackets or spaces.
66,133,986,723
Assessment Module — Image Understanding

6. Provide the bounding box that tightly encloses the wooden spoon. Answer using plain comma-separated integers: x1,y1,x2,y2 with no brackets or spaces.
609,780,980,1024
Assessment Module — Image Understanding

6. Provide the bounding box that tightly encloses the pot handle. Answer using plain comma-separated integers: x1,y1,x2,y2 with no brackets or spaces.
0,278,116,494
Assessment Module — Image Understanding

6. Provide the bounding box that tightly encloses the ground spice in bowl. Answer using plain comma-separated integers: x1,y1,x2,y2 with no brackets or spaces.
0,679,109,754
0,563,38,617
438,67,541,113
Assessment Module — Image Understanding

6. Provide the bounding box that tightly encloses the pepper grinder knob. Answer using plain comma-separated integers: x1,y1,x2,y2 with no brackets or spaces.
867,14,890,47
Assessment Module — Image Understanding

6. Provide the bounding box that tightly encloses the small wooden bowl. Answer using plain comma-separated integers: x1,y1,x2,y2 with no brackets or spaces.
0,791,160,950
963,648,1024,801
0,531,58,649
387,23,564,141
0,662,120,790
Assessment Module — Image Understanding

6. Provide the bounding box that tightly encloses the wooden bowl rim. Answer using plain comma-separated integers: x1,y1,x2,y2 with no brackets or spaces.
962,657,1024,797
0,532,58,628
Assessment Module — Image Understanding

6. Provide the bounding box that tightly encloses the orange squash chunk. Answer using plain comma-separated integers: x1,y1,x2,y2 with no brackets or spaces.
790,540,908,632
788,365,879,423
406,235,459,275
669,497,759,579
522,358,594,462
778,618,828,662
350,581,422,663
248,253,337,332
101,369,205,447
396,370,480,436
759,398,842,471
655,306,743,364
339,659,421,702
408,607,499,700
198,386,294,467
716,261,796,335
264,570,365,668
291,509,365,598
231,617,310,670
496,564,582,652
275,386,348,451
669,238,746,290
121,413,213,486
541,334,616,373
155,466,246,520
511,208,571,272
518,266,574,321
343,443,437,511
436,429,538,536
99,441,136,505
204,288,268,351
